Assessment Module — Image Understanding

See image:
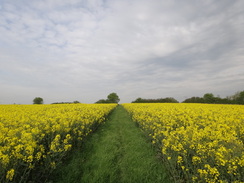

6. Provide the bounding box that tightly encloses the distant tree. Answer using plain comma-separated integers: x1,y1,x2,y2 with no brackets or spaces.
218,98,233,104
182,91,244,105
52,101,81,104
107,93,120,103
132,97,179,103
203,93,215,103
228,91,241,101
164,97,179,103
95,99,109,104
132,98,143,103
235,91,244,104
95,93,120,104
182,97,205,103
33,97,43,104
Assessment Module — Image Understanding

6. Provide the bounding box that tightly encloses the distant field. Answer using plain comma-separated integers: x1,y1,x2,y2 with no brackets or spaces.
122,103,244,183
0,104,117,183
1,103,243,182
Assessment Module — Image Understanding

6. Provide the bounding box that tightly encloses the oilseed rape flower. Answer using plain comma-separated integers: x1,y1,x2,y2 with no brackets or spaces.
0,103,116,182
6,169,14,181
122,103,244,183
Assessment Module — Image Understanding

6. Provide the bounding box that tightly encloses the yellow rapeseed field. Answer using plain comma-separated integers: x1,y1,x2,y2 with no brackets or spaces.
122,103,244,183
0,104,117,182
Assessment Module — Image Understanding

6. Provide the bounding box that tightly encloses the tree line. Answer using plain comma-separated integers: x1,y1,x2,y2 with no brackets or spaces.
33,97,81,104
32,90,244,105
132,97,179,103
182,91,244,104
131,90,244,104
32,93,120,105
95,93,120,104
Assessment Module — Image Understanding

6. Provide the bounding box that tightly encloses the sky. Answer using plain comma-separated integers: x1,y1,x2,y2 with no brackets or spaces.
0,0,244,104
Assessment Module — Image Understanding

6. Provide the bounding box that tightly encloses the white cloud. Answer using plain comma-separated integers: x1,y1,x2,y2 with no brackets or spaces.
0,0,244,104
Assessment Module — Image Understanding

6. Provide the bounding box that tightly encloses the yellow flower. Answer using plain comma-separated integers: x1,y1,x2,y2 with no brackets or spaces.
177,156,183,164
50,161,56,169
122,103,244,182
6,169,15,181
64,144,72,151
192,156,201,164
0,104,117,181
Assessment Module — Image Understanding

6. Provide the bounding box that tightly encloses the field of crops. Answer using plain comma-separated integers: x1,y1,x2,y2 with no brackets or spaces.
0,104,117,183
122,103,244,183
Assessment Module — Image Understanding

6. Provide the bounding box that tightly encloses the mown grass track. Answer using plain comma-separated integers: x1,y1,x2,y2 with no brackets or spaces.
51,105,170,183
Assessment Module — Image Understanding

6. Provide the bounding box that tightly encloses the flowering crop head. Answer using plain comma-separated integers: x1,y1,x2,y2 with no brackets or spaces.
0,104,117,182
122,103,244,182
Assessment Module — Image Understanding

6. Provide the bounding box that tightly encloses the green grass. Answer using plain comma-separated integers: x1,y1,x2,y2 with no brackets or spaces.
51,105,170,183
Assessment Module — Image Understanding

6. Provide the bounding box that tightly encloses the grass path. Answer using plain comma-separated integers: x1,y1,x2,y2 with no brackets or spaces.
51,105,170,183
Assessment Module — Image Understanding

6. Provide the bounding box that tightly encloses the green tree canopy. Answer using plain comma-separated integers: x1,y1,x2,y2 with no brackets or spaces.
95,93,120,104
33,97,43,104
132,97,179,103
73,101,80,103
203,93,215,103
95,99,109,104
235,91,244,104
107,93,120,103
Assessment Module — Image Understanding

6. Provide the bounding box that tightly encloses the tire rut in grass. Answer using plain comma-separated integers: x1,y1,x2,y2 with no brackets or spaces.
52,105,170,183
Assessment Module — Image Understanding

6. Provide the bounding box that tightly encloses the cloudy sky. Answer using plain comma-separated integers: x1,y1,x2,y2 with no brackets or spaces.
0,0,244,104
